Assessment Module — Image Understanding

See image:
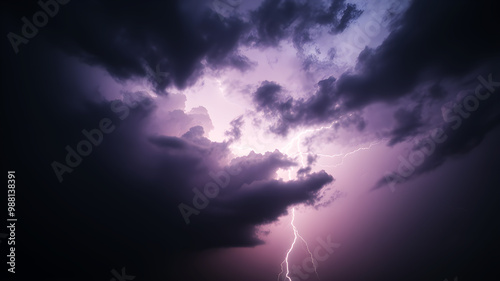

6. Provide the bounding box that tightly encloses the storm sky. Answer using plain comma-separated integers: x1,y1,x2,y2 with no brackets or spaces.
2,0,500,280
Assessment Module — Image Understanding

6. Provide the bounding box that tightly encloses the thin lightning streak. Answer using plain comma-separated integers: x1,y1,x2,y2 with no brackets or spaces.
275,124,382,281
280,120,341,167
278,208,318,281
232,119,383,171
330,141,380,168
296,227,319,280
279,118,384,172
277,207,297,281
229,118,382,280
288,141,382,168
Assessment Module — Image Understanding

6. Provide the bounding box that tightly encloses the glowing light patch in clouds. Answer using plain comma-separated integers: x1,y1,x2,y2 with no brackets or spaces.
162,3,403,277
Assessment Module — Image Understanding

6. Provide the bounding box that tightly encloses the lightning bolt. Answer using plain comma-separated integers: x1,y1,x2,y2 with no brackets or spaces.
278,207,319,281
280,121,340,167
275,123,383,280
280,120,382,179
228,117,382,281
290,140,382,169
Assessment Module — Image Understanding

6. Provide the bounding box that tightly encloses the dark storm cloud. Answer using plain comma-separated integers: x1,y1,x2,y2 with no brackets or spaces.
0,36,335,278
184,152,334,248
4,0,500,279
161,107,215,137
149,135,187,150
335,0,500,109
81,119,335,250
14,88,333,276
333,1,363,33
4,0,339,245
307,154,318,165
252,76,365,136
414,78,500,173
248,0,496,134
348,0,500,174
253,80,282,111
296,166,312,176
27,0,250,94
387,105,423,146
427,82,448,100
248,0,362,48
374,72,500,190
182,125,213,147
222,170,333,223
249,0,500,184
249,0,304,46
347,0,500,191
224,53,257,72
225,115,244,142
